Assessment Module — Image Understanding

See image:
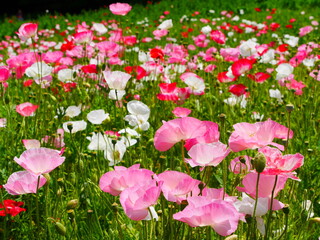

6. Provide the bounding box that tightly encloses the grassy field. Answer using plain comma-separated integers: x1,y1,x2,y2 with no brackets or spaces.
0,0,319,239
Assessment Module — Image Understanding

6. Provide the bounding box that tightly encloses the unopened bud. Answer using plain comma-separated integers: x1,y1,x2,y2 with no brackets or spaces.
57,188,63,196
43,173,51,183
55,222,67,236
67,199,79,209
282,204,289,214
67,123,73,133
253,152,266,173
286,104,294,112
225,235,238,240
309,217,320,223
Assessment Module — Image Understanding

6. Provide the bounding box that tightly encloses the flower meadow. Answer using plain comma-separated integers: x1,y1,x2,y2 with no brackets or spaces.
0,0,319,239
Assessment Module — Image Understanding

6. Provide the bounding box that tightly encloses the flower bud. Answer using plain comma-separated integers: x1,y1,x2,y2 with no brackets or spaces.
282,204,289,214
55,222,67,236
67,199,79,210
309,217,320,223
253,152,266,173
286,104,294,112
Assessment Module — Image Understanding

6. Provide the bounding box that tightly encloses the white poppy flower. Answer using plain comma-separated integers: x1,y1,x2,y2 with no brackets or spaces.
25,62,52,80
65,105,81,118
157,19,173,30
63,120,87,133
57,68,75,83
87,109,110,124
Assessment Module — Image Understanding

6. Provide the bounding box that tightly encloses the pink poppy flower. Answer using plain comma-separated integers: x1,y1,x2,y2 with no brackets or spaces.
247,72,271,83
16,102,39,117
0,66,10,82
172,107,192,118
231,58,253,77
154,117,210,151
228,119,293,152
16,23,38,41
173,196,241,236
228,84,248,96
186,142,230,167
22,139,41,149
14,148,65,176
99,164,155,196
3,171,47,195
157,170,201,204
258,146,304,180
73,30,93,44
210,30,226,44
119,181,162,221
157,82,190,104
109,3,132,16
184,121,220,151
237,172,288,199
299,26,313,37
153,29,168,38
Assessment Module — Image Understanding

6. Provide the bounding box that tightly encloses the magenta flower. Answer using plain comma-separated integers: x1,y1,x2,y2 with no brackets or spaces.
16,102,39,117
109,2,132,16
16,23,38,41
157,170,201,204
186,142,230,167
99,164,155,196
3,171,47,195
119,181,162,221
14,148,65,176
228,119,293,152
173,196,241,236
237,172,288,199
0,66,10,82
258,146,304,180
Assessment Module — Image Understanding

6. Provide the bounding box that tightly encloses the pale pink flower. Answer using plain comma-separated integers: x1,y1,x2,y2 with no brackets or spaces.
173,196,241,236
237,172,288,199
184,121,220,151
0,118,6,128
157,170,201,204
258,146,304,180
119,181,162,221
109,3,132,16
154,117,211,151
172,107,191,118
299,26,313,37
3,171,47,195
99,164,155,196
14,148,65,176
22,139,41,149
16,23,38,41
186,142,230,167
228,119,293,152
16,102,39,117
153,29,168,38
73,30,93,44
